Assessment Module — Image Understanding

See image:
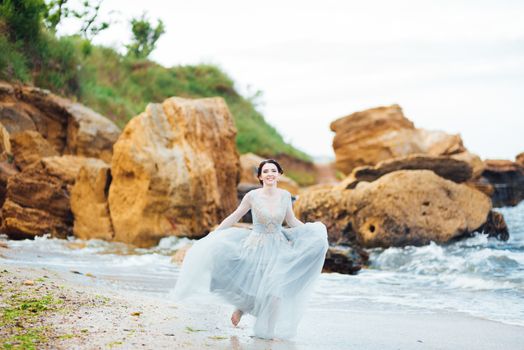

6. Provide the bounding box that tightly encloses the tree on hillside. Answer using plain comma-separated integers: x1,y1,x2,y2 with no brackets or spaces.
44,0,111,39
126,12,165,59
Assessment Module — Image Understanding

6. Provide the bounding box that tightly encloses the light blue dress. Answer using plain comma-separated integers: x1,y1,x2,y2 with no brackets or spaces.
171,189,329,339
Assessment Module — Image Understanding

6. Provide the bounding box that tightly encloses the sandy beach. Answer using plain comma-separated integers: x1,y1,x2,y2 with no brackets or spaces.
1,264,523,350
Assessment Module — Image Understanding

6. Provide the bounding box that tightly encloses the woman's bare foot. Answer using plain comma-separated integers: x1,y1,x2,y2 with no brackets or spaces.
231,309,243,326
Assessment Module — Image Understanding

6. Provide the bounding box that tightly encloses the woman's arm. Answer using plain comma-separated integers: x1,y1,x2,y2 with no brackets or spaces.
214,191,252,231
285,193,304,228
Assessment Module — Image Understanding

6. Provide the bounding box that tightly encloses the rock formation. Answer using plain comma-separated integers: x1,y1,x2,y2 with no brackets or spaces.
10,130,59,170
481,159,524,207
322,246,369,275
347,170,493,247
70,161,113,241
516,152,524,167
294,184,348,243
330,104,466,174
0,81,120,163
108,97,240,247
295,170,507,248
2,156,105,239
339,154,473,190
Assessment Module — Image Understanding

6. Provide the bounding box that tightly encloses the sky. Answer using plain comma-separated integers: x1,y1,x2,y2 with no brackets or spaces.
59,0,524,160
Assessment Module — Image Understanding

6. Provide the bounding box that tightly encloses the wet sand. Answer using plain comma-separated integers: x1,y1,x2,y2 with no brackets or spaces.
1,265,523,349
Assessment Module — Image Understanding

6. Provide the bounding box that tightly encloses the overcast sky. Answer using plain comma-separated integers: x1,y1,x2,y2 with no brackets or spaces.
59,0,524,160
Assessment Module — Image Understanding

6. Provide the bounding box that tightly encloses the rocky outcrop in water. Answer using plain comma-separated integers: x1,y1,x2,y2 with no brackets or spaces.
346,170,493,247
480,159,524,207
322,245,369,275
330,104,466,175
108,97,240,247
295,170,507,248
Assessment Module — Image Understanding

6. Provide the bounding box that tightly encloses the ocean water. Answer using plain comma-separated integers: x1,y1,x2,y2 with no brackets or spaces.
1,202,523,327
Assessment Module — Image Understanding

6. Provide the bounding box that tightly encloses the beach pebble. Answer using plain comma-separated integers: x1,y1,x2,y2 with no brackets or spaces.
23,279,34,286
131,311,141,316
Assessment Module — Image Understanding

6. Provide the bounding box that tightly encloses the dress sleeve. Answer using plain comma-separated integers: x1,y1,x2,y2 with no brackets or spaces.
215,191,251,231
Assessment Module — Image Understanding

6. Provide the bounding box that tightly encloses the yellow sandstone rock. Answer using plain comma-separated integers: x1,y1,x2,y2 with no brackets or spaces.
295,170,495,247
0,81,120,163
71,160,114,241
2,156,106,239
10,130,59,170
330,104,466,175
108,97,240,247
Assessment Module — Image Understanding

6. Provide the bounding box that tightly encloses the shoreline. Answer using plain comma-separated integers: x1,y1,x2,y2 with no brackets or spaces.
1,265,523,349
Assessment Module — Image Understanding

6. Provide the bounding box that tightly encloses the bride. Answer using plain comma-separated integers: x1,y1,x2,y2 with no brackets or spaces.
171,159,329,340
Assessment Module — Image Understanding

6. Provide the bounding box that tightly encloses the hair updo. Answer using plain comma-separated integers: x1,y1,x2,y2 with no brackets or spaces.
257,159,284,185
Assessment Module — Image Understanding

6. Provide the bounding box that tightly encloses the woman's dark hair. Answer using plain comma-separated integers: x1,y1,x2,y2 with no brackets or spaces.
257,159,284,185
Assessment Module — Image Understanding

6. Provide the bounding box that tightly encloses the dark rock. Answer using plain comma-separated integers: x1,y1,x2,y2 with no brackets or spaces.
477,210,509,241
481,160,524,207
322,245,369,275
342,154,473,190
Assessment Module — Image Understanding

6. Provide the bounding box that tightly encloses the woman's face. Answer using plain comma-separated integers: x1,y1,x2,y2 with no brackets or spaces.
259,163,281,186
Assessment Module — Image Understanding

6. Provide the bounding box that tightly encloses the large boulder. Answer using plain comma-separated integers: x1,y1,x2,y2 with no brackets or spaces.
108,97,240,247
1,155,105,239
339,154,473,190
0,81,120,163
322,246,369,275
2,166,71,239
295,170,506,248
481,159,524,207
347,170,493,247
239,152,299,195
1,199,71,239
330,104,466,174
70,161,113,241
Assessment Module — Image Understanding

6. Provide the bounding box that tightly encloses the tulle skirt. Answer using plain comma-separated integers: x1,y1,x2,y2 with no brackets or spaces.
170,222,329,339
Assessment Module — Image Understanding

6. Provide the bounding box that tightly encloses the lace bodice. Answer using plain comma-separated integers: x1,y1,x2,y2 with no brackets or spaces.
250,189,290,234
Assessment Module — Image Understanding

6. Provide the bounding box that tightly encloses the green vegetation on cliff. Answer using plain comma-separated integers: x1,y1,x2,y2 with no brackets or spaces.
0,1,310,162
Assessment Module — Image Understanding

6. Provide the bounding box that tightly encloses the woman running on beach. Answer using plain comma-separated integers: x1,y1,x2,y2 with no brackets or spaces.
172,159,329,340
